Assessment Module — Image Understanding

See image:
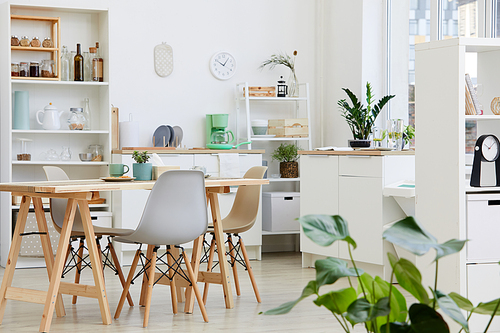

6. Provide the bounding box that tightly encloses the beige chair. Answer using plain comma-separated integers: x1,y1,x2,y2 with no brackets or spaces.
43,166,134,305
202,166,267,304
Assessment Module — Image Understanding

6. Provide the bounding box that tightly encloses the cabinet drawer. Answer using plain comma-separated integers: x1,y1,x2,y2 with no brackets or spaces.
159,154,194,169
239,154,262,176
194,154,219,173
339,156,383,178
467,263,500,332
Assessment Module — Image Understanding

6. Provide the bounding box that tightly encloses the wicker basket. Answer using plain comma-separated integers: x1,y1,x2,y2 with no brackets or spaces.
280,161,298,178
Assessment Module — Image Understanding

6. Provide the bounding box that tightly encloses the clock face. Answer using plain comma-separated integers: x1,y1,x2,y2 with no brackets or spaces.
210,52,236,80
481,135,500,162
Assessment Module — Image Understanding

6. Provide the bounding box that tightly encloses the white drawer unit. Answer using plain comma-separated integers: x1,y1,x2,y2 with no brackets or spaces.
466,193,500,263
262,192,300,232
467,263,500,332
339,155,383,178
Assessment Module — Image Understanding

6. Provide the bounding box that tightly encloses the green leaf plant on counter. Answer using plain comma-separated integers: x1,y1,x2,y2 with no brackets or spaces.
261,215,500,333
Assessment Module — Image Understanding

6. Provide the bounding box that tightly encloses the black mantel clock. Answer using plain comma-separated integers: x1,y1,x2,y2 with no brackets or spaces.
470,134,500,187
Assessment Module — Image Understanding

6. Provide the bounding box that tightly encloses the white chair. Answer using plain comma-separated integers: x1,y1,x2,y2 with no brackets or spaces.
43,166,134,305
202,166,267,304
113,170,209,327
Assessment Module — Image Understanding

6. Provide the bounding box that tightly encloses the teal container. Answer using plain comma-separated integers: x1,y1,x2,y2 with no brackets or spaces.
133,163,153,181
13,91,29,130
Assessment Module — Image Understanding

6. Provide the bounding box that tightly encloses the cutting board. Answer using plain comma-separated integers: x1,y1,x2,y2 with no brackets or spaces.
111,106,119,150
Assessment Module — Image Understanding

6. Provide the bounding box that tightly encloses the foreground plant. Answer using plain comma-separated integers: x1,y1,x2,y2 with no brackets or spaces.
262,215,500,333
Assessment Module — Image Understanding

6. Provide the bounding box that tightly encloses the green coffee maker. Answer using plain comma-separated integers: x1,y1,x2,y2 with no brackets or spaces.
206,114,251,149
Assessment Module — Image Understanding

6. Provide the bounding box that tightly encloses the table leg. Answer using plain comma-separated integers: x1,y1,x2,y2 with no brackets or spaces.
0,195,32,323
39,198,78,333
32,197,65,318
208,192,234,309
184,235,203,313
77,199,111,325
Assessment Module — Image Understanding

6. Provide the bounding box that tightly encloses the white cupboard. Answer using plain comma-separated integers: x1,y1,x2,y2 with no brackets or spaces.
299,152,415,272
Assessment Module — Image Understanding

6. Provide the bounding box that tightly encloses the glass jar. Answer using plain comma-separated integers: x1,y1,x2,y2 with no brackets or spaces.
11,63,19,77
41,60,55,78
60,146,72,161
11,35,19,46
19,36,30,47
88,144,103,162
42,37,53,48
19,62,28,77
30,36,41,47
68,107,85,130
29,61,40,77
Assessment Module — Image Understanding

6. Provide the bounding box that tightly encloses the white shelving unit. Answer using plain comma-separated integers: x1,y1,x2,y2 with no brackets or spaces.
0,4,110,268
415,38,500,331
235,82,311,242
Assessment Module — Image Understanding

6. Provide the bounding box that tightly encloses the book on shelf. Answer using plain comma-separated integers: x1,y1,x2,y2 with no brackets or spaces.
465,73,481,115
465,81,476,115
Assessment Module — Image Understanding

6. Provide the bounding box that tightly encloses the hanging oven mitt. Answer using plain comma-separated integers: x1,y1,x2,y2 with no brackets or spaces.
154,42,173,77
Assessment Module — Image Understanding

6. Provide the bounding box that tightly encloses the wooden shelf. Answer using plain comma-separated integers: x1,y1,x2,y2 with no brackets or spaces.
12,79,108,86
13,161,108,166
11,46,58,52
13,129,109,134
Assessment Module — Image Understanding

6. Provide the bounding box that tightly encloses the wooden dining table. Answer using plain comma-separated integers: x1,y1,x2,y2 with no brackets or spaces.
0,177,268,332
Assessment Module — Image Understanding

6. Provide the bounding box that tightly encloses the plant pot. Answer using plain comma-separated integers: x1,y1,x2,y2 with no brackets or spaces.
348,139,371,148
133,163,153,181
280,161,298,178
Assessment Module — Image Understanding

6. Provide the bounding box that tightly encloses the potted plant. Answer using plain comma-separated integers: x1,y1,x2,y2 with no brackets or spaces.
338,82,395,148
259,50,299,97
403,124,415,149
271,143,300,178
262,214,500,332
132,150,152,181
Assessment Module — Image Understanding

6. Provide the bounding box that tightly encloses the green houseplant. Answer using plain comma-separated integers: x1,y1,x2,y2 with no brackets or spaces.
271,143,300,178
263,214,500,333
338,82,395,148
132,150,152,181
259,50,299,97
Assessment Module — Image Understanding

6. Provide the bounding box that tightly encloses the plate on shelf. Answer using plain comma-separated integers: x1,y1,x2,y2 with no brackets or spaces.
152,125,171,147
252,135,276,138
101,177,136,182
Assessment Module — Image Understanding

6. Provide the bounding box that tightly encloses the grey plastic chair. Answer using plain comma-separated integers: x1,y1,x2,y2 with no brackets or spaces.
43,166,134,305
202,166,267,304
113,169,209,326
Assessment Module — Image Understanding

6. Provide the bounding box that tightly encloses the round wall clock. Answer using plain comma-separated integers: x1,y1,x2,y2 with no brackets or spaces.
209,51,236,80
470,134,500,187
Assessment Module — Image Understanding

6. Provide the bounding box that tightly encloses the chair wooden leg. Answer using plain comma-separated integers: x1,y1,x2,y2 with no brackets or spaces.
140,244,154,306
183,251,209,323
167,247,178,314
202,236,216,305
72,238,85,304
114,249,141,319
143,247,158,328
239,237,261,303
227,234,241,297
108,240,134,306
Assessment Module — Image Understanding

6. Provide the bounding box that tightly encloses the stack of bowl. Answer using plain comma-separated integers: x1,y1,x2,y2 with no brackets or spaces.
251,119,268,136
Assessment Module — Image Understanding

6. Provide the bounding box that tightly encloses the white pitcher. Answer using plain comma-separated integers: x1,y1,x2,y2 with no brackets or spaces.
36,103,63,130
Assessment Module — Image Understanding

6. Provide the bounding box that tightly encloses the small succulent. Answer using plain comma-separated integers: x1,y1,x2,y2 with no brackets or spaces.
132,151,150,163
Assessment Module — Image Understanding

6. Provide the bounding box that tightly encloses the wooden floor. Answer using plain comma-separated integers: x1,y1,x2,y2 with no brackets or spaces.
0,252,367,332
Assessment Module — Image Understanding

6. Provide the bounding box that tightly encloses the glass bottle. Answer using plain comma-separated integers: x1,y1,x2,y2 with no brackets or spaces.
70,51,76,80
60,46,70,81
83,51,92,81
83,98,91,130
92,42,103,82
74,43,83,81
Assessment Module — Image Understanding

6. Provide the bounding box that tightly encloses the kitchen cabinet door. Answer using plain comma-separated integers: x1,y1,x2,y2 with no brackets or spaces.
338,176,383,265
299,155,339,257
467,263,500,332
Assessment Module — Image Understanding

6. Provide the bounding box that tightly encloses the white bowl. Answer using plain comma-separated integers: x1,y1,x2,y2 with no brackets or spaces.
252,126,267,135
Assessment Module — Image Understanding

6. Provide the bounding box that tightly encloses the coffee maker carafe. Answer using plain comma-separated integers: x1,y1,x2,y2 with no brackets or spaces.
206,114,234,146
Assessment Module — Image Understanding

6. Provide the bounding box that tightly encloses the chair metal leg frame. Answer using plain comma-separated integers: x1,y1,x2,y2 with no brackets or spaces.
203,233,261,303
115,245,208,325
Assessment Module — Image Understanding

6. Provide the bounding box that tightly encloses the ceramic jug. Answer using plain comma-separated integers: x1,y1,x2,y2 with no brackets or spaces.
36,103,63,130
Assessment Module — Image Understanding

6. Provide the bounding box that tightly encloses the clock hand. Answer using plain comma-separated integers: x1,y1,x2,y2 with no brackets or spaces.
222,58,229,67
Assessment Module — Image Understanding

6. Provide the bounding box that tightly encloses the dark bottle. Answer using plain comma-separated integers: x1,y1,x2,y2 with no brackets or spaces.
92,41,103,82
74,43,84,81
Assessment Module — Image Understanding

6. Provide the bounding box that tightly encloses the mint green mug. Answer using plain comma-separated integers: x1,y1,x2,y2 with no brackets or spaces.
109,163,129,177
